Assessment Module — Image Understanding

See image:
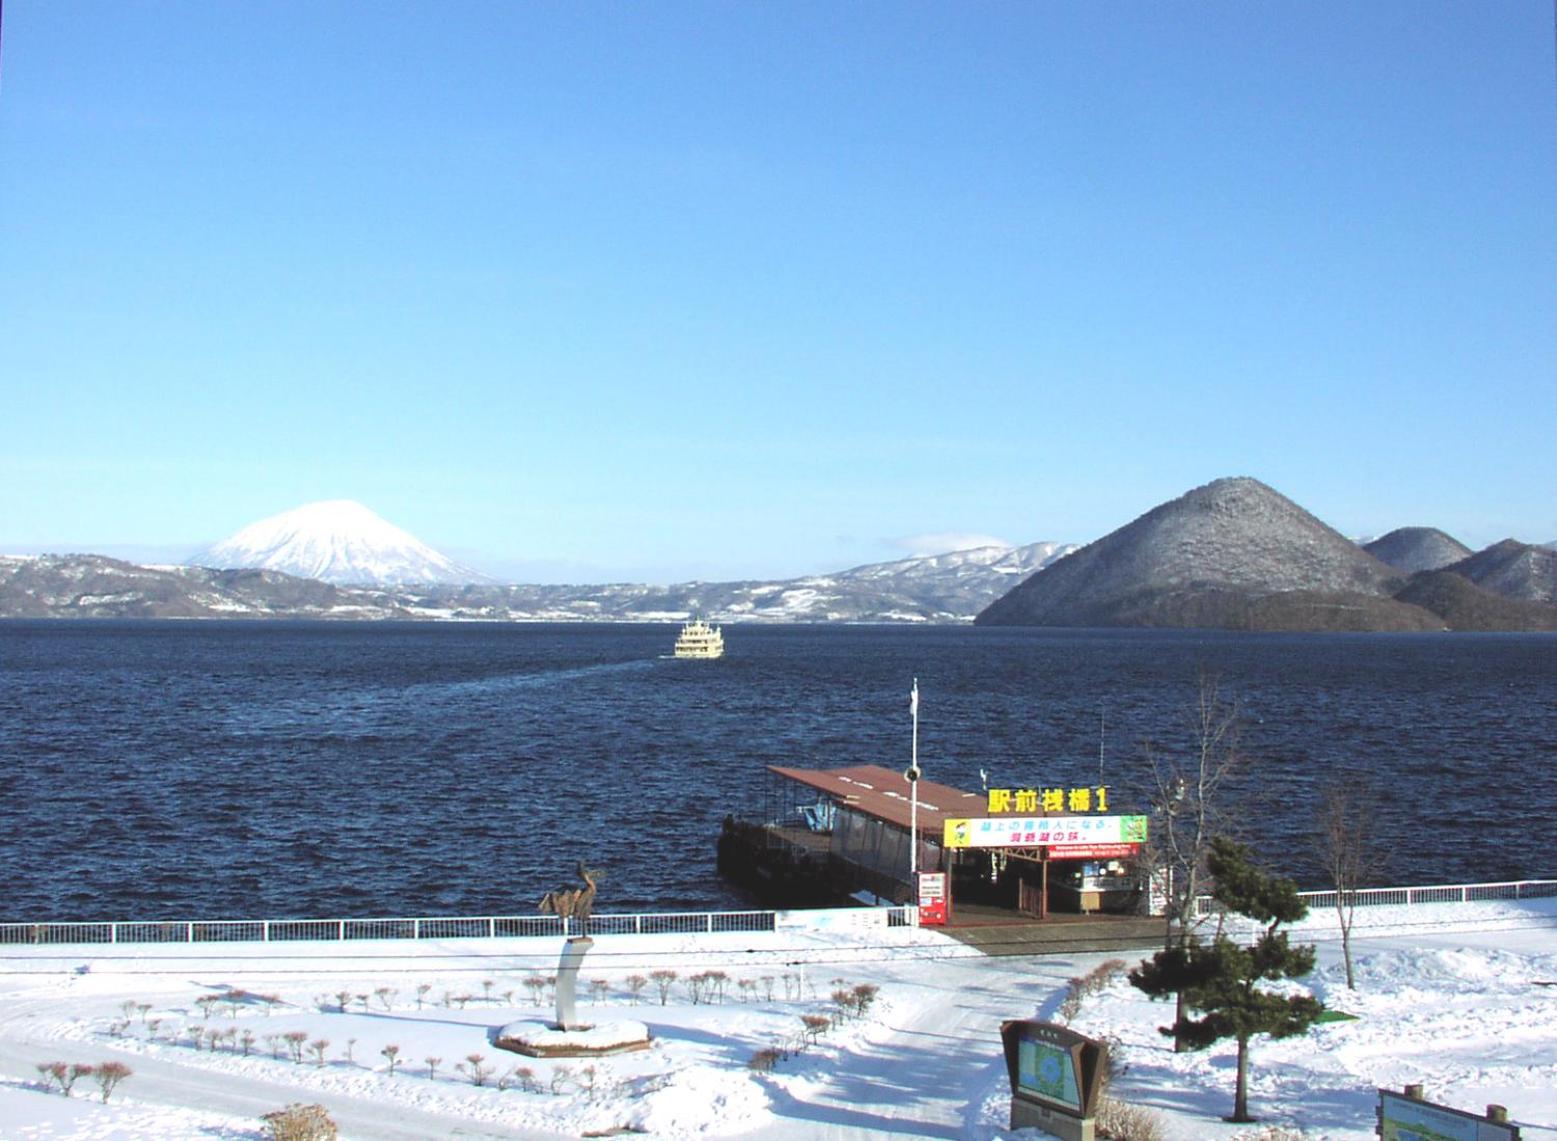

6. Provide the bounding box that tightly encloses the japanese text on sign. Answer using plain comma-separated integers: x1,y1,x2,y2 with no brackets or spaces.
987,786,1110,814
943,814,1149,850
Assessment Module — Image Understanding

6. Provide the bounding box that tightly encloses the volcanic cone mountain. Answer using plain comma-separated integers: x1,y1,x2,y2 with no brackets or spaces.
976,477,1433,630
1444,539,1557,604
1364,527,1473,573
188,500,486,587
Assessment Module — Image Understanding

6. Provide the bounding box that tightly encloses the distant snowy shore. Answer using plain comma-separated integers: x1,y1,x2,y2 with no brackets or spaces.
2,898,1554,1139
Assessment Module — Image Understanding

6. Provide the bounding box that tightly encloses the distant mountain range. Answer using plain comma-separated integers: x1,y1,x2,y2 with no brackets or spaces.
3,485,1552,629
0,541,1076,623
976,477,1556,631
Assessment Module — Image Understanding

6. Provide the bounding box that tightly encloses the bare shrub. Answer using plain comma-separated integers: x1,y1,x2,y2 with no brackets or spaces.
649,969,678,1005
308,1039,330,1068
35,1061,66,1093
94,1061,132,1103
626,975,647,1005
62,1063,94,1097
830,989,861,1020
1084,960,1128,994
852,983,879,1016
380,1044,401,1076
1062,960,1129,1024
1058,982,1085,1025
800,1014,831,1044
261,1102,339,1141
1096,1096,1166,1141
686,972,711,1005
425,1055,442,1080
457,1053,494,1086
1231,1128,1310,1140
748,1047,781,1073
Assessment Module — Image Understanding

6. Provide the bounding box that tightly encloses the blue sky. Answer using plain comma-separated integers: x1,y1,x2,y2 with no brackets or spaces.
3,3,1553,583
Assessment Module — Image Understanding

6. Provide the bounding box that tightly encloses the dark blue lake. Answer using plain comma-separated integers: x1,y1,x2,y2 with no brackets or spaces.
1,621,1553,922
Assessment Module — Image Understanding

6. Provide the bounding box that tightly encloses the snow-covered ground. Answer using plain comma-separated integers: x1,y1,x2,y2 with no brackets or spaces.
2,900,1554,1139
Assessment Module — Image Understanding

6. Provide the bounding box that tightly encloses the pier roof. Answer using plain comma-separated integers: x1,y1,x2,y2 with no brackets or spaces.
767,764,987,833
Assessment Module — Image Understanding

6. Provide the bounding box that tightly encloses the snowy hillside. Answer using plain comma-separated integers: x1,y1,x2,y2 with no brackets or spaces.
187,501,486,587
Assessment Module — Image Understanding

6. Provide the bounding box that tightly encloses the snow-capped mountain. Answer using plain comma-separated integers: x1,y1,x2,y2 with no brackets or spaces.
187,500,486,587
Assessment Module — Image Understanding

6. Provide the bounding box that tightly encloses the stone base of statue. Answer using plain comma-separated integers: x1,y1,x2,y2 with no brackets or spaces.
493,1018,653,1058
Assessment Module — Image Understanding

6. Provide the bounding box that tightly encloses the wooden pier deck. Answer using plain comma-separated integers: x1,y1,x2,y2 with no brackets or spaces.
942,904,1166,958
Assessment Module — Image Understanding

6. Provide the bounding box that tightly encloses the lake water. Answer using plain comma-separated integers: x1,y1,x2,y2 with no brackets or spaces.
1,621,1553,922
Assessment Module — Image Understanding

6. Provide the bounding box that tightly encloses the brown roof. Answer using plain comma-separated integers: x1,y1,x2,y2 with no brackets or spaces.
768,764,988,834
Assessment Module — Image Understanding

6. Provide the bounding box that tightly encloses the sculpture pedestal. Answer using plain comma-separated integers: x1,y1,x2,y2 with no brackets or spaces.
494,1018,653,1058
555,936,593,1031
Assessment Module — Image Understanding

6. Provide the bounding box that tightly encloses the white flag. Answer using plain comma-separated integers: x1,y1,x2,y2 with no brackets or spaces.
909,680,919,718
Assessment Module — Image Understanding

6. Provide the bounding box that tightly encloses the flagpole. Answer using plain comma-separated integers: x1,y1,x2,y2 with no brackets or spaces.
909,678,920,880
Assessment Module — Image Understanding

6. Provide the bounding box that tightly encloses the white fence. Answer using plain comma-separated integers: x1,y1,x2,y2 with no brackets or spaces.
1193,878,1557,918
0,906,918,947
8,880,1544,947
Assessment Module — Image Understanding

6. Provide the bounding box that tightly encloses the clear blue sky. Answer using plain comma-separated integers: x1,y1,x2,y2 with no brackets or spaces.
3,3,1554,583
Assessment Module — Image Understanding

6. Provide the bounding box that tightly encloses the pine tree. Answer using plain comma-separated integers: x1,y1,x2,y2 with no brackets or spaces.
1129,837,1323,1123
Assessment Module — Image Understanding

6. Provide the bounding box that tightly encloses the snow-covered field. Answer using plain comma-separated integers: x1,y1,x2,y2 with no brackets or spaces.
2,900,1554,1139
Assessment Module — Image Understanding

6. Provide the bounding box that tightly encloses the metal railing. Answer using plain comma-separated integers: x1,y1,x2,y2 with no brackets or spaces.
1193,878,1557,918
0,905,920,947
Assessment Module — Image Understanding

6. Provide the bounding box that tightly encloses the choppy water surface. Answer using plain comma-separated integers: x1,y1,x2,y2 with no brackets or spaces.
1,621,1553,921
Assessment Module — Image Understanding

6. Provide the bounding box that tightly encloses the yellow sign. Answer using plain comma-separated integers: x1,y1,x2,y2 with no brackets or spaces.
987,786,1109,814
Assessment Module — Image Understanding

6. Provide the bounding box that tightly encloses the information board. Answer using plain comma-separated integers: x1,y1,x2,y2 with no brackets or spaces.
1378,1090,1520,1141
917,872,947,926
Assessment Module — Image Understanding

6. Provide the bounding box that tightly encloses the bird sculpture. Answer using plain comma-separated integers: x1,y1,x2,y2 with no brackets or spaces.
538,861,599,926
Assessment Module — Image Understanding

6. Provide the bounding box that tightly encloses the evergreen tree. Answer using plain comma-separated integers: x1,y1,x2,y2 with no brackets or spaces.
1129,837,1323,1122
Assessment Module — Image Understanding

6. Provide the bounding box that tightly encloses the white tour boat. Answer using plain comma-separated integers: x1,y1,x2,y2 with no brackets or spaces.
673,618,725,660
